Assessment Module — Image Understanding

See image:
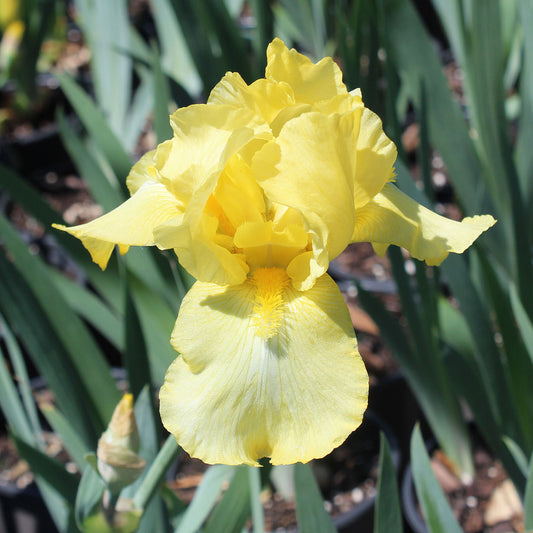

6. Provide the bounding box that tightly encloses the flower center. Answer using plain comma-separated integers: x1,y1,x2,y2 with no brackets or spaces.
250,267,290,339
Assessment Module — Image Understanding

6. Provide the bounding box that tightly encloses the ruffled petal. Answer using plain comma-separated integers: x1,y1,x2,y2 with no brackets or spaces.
352,183,497,265
53,181,184,269
252,111,361,269
266,38,347,103
159,273,368,466
208,71,295,126
353,108,397,208
160,105,257,203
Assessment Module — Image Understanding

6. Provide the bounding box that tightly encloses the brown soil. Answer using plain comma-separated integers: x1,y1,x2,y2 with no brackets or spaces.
423,447,524,533
0,432,78,491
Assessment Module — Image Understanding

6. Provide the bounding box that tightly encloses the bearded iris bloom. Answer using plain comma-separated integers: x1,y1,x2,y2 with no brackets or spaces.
54,39,495,466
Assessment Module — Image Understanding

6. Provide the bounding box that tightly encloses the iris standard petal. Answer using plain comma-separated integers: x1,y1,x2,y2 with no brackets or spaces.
266,38,346,103
208,71,295,126
53,181,183,269
353,108,397,208
253,111,359,262
161,104,260,206
352,183,497,265
159,272,368,466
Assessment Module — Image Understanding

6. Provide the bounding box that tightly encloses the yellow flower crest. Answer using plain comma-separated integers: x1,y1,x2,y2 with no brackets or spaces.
54,39,495,466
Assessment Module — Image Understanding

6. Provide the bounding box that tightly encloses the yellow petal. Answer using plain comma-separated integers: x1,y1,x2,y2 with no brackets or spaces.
353,108,397,208
212,155,266,230
126,146,166,195
266,38,346,103
160,104,258,207
233,220,308,269
154,213,249,286
159,272,368,466
53,181,183,269
145,106,262,284
352,183,497,265
208,71,295,126
253,111,361,268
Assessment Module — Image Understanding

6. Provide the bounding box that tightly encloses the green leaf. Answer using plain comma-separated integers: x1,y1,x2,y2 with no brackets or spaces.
56,109,124,211
150,0,202,96
248,466,265,533
382,0,482,213
73,0,132,139
479,256,533,449
0,164,124,311
40,404,91,472
503,436,529,477
159,484,187,529
123,62,154,153
0,330,35,444
38,476,78,533
57,72,132,185
374,433,402,533
0,215,120,444
516,0,533,209
75,464,106,529
0,162,64,226
204,465,251,533
125,283,152,399
174,464,235,533
12,434,79,506
270,464,295,501
274,0,327,60
0,313,42,444
357,278,473,477
250,0,274,73
133,436,181,511
151,45,173,144
294,462,336,533
49,268,124,352
441,255,516,438
128,273,178,384
410,425,462,533
510,282,533,365
525,450,533,530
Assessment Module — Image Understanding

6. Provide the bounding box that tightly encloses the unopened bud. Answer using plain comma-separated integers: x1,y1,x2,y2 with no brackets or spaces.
97,394,146,495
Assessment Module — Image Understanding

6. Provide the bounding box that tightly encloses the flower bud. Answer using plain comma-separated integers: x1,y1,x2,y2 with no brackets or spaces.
97,394,146,495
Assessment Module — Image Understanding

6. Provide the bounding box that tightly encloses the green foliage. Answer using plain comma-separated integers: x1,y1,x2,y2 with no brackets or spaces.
374,433,403,533
410,425,463,533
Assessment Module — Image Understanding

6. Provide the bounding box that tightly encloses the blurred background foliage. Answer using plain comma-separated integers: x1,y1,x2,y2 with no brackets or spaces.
1,0,533,532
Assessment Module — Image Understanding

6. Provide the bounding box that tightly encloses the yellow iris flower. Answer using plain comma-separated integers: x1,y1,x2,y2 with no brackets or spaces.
54,39,495,466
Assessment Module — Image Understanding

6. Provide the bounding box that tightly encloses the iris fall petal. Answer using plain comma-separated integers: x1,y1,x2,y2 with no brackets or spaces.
160,272,368,466
352,183,497,265
53,180,184,269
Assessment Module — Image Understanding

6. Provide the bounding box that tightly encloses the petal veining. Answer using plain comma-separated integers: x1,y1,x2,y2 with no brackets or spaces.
159,273,368,466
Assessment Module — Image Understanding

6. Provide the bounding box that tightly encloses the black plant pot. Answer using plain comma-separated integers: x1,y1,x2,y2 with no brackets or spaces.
401,462,429,533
